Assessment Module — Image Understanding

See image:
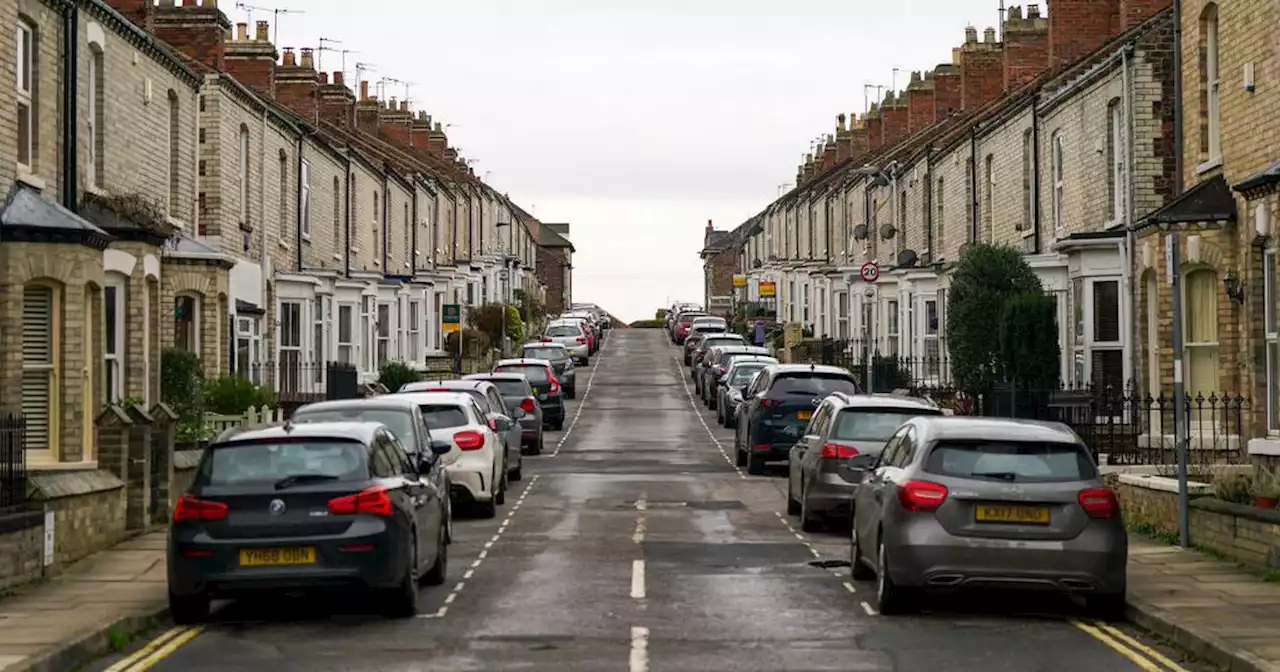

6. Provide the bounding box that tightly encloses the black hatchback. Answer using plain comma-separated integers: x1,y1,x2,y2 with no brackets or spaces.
735,364,861,475
167,421,452,623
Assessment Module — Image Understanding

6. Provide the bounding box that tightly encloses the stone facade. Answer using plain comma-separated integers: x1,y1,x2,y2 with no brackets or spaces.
0,514,43,591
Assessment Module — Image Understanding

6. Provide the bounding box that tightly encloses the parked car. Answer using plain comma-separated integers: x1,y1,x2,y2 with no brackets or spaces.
850,416,1127,617
544,320,591,364
518,341,576,398
559,312,601,352
691,336,749,393
167,421,451,623
673,311,710,344
734,364,861,475
392,391,507,518
683,320,729,364
464,372,545,455
494,358,566,431
396,379,522,482
714,355,778,421
786,393,942,532
702,346,773,407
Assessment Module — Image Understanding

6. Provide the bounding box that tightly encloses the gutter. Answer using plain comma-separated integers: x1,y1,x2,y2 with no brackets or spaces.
60,3,79,210
381,170,389,271
1172,0,1185,195
969,124,979,243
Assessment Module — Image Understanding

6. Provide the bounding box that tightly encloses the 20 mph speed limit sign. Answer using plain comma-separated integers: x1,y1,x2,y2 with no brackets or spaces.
860,261,880,283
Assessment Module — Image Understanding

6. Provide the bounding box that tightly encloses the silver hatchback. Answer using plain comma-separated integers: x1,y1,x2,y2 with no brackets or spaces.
850,416,1127,617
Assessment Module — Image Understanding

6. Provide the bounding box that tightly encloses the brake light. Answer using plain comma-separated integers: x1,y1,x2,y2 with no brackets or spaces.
488,417,498,431
752,443,772,452
760,399,782,407
173,495,228,523
1078,488,1119,519
520,397,536,413
897,480,948,512
328,486,394,517
548,372,561,393
820,443,859,459
716,365,726,374
576,337,587,344
543,337,553,342
453,430,484,451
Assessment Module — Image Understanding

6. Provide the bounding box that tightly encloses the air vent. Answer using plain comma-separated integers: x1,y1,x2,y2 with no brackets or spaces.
880,224,897,240
1014,221,1027,231
897,249,919,267
853,225,869,240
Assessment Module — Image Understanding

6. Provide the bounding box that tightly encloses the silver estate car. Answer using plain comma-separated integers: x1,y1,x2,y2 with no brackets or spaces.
850,416,1126,617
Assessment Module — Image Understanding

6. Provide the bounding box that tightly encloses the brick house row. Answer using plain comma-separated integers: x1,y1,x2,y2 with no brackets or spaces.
712,0,1280,451
0,0,575,473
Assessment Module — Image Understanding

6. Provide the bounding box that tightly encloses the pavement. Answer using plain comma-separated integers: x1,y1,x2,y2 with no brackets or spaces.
2,328,1277,671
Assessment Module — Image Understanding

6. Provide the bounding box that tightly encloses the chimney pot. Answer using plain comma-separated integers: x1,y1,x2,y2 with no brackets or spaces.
952,47,962,63
837,113,847,132
254,20,269,42
1027,3,1040,18
235,22,248,41
318,72,329,84
1008,5,1023,21
433,121,442,132
399,100,409,112
706,219,713,232
984,27,997,43
282,47,296,67
360,80,369,100
333,71,344,85
965,26,978,43
299,47,314,70
389,96,397,110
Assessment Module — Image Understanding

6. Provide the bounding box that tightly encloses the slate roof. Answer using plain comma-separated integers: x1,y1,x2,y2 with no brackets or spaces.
0,184,112,248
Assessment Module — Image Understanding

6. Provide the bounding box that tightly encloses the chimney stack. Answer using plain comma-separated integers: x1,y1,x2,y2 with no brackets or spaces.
1049,0,1122,68
222,13,277,97
958,25,1004,111
906,69,936,132
1119,0,1171,29
254,19,268,42
299,47,314,70
360,81,369,100
865,104,883,151
277,45,321,120
1003,5,1051,90
318,70,356,128
136,0,232,70
933,63,962,121
426,122,449,158
706,220,714,232
880,90,908,147
235,22,247,41
836,114,853,161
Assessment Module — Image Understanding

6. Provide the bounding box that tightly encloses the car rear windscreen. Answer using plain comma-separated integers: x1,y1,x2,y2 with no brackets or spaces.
418,405,470,429
291,408,416,448
924,440,1098,483
199,440,367,486
496,365,550,383
702,338,742,350
729,365,767,385
832,408,941,442
770,374,858,396
522,346,569,360
547,325,580,337
489,379,529,396
693,324,726,333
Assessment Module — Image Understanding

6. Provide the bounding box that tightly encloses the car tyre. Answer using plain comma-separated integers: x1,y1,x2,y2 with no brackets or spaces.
716,404,724,426
786,477,801,516
384,538,419,618
477,496,498,519
567,386,577,399
510,458,523,482
533,433,544,455
168,590,210,626
849,522,875,580
799,489,823,532
725,412,736,430
709,394,717,411
735,445,746,467
747,454,766,475
1088,590,1127,620
495,471,507,505
423,524,448,586
553,419,564,431
875,541,914,615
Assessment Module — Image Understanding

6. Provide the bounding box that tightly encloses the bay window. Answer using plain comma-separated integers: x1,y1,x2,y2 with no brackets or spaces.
279,301,302,393
1266,250,1279,432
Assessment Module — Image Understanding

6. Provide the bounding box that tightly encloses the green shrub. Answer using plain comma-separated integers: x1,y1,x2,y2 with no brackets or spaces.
204,376,275,415
654,308,667,320
997,292,1061,387
161,348,205,440
630,319,664,328
1214,472,1254,504
378,361,423,393
445,328,491,356
505,305,525,344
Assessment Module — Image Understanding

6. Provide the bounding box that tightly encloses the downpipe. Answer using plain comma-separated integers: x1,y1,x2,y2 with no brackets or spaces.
60,1,79,209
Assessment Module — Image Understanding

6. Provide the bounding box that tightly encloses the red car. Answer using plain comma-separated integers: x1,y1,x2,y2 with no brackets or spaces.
674,312,708,345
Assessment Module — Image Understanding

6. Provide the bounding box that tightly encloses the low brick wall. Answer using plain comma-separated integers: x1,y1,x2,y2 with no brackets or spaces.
28,471,127,570
0,510,43,591
1117,474,1280,570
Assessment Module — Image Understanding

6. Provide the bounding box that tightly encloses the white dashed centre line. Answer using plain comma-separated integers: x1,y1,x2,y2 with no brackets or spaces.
631,559,646,600
417,473,540,619
551,335,609,457
629,626,650,672
633,495,647,544
673,356,745,478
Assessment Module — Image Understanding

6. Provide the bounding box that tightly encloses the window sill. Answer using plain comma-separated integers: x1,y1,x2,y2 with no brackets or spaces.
85,184,108,197
332,253,342,261
25,457,99,472
1196,157,1223,176
17,171,46,191
1248,437,1280,456
301,234,312,245
1020,227,1035,239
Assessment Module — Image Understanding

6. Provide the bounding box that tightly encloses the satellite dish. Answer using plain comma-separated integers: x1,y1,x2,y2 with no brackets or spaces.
853,225,869,240
752,258,763,268
897,249,919,267
880,224,897,240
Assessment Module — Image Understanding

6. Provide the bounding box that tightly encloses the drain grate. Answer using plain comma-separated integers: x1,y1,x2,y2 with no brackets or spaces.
808,559,851,569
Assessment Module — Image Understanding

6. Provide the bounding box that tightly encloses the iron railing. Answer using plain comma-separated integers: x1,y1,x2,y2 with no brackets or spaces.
233,360,361,403
0,414,26,510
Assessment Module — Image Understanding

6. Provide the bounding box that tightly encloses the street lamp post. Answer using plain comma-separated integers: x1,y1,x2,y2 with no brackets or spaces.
496,221,511,355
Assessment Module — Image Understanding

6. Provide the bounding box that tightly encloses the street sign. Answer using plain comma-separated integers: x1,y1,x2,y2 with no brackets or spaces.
732,274,747,288
758,281,777,297
442,303,461,333
860,261,880,283
499,269,509,281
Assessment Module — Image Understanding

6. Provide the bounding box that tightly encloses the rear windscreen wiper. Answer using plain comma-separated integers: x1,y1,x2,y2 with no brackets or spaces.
274,474,341,490
969,471,1018,481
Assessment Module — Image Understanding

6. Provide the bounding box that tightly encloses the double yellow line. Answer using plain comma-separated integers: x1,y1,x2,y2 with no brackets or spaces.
103,626,203,672
1070,619,1191,672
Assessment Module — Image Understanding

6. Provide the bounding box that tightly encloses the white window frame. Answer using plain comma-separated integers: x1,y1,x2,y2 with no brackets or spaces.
312,297,324,384
278,152,289,243
16,21,34,172
1110,101,1125,224
103,275,126,403
376,302,391,367
1051,131,1065,237
337,302,356,365
87,47,103,189
835,291,849,340
1205,11,1221,163
922,297,940,380
278,300,303,393
300,159,311,238
1080,277,1125,422
236,315,263,384
885,299,899,356
1265,250,1279,433
372,191,381,267
403,202,411,269
238,126,250,224
174,293,201,355
408,299,422,363
1183,268,1222,436
361,295,374,373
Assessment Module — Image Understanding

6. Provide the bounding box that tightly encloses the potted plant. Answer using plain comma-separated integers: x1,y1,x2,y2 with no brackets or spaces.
1250,469,1280,509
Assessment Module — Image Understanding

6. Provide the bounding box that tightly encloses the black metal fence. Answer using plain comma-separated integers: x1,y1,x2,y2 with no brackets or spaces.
232,361,362,405
0,414,26,510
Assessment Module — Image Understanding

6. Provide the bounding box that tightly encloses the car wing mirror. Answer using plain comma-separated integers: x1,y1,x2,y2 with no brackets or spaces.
429,439,452,456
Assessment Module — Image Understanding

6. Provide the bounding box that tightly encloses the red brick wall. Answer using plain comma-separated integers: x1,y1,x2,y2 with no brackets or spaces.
881,105,909,146
1049,0,1121,68
704,249,740,316
866,113,884,151
535,246,571,315
851,125,870,160
276,74,318,119
150,4,231,70
1003,8,1051,89
1120,0,1171,28
318,80,355,128
960,45,1004,111
933,66,962,121
907,79,936,132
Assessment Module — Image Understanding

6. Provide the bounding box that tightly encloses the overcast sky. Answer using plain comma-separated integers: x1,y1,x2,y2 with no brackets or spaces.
270,0,1006,323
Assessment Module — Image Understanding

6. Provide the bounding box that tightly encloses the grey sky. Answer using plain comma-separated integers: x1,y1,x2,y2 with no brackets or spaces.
271,0,1005,323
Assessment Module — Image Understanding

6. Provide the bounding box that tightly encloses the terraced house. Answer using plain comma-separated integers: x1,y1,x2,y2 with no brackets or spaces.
0,0,552,567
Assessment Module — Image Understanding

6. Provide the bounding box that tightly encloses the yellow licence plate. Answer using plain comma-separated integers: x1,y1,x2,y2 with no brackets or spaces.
239,547,317,567
797,410,812,421
976,504,1050,524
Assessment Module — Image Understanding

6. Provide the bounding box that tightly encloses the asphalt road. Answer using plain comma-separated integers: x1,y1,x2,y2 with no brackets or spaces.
88,329,1211,672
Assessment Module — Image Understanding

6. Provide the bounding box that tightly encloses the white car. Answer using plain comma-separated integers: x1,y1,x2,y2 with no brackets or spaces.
544,320,590,363
392,391,506,518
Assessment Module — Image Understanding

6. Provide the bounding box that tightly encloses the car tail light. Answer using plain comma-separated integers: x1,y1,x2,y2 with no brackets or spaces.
752,443,772,452
715,365,726,375
820,443,859,459
328,486,394,517
453,430,485,451
173,495,228,523
488,417,498,431
1078,488,1119,519
760,399,782,407
576,337,587,344
520,397,536,413
897,480,948,512
548,372,561,393
543,337,553,342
